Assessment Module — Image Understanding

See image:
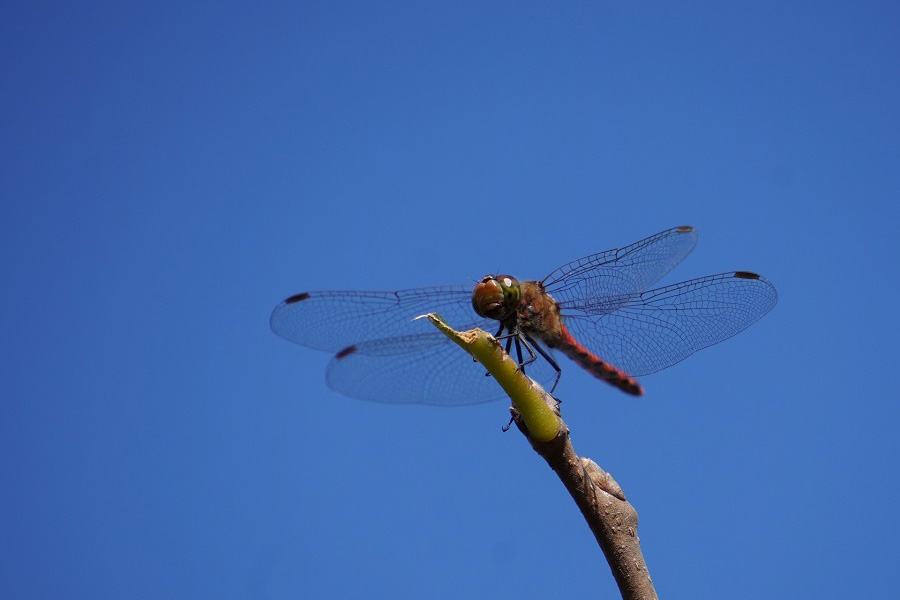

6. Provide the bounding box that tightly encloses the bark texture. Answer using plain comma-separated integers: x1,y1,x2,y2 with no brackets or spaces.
518,415,658,600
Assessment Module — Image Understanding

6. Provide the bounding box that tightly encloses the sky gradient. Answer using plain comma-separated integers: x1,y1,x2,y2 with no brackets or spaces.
2,2,898,598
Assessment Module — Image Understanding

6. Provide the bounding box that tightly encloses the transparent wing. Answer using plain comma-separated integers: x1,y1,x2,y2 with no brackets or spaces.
560,272,778,376
271,284,561,405
270,285,492,352
543,225,699,315
324,333,560,406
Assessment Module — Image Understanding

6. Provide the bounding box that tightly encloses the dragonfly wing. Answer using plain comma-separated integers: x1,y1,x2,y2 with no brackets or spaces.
561,272,777,377
270,285,491,353
544,226,699,315
271,284,561,405
325,332,560,406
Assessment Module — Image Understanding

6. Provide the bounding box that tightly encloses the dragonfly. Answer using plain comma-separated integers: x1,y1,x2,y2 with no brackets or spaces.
270,226,777,405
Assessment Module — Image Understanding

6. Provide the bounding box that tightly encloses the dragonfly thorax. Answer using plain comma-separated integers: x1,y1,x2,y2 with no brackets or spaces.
472,275,521,321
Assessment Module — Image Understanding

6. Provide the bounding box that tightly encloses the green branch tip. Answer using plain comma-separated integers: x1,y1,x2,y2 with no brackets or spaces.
420,313,562,442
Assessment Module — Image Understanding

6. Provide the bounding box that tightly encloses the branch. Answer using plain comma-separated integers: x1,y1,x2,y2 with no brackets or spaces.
423,313,658,600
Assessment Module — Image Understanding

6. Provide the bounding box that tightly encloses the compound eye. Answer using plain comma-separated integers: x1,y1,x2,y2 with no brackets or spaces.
496,275,521,313
472,275,520,320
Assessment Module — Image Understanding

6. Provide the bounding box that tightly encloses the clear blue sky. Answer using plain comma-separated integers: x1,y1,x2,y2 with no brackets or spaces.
2,2,898,598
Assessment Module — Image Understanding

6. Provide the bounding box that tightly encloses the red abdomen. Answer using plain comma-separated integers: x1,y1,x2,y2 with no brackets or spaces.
556,323,644,396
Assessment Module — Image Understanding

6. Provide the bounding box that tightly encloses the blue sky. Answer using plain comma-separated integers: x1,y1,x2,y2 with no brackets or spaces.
2,2,898,598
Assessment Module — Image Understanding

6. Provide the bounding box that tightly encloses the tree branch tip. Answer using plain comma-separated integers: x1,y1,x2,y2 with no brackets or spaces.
423,313,561,443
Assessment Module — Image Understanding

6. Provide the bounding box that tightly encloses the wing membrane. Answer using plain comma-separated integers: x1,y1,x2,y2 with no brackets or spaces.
324,332,560,406
270,285,492,353
544,226,699,315
561,272,777,376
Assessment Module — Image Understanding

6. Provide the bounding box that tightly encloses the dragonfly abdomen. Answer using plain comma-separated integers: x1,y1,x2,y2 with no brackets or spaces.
557,324,644,396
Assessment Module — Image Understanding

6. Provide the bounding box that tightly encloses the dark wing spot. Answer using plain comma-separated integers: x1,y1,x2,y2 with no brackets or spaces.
676,225,694,232
733,271,761,279
335,345,357,360
284,292,311,304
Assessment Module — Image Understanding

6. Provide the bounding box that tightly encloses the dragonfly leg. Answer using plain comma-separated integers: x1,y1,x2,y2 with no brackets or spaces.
514,335,524,371
498,330,537,367
517,334,539,368
489,329,557,390
523,334,562,393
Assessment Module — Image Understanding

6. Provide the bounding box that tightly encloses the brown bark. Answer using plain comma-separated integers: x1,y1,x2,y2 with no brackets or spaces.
424,314,657,598
515,411,658,600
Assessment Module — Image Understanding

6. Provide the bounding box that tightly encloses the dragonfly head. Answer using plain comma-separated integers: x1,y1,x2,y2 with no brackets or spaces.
472,275,521,321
